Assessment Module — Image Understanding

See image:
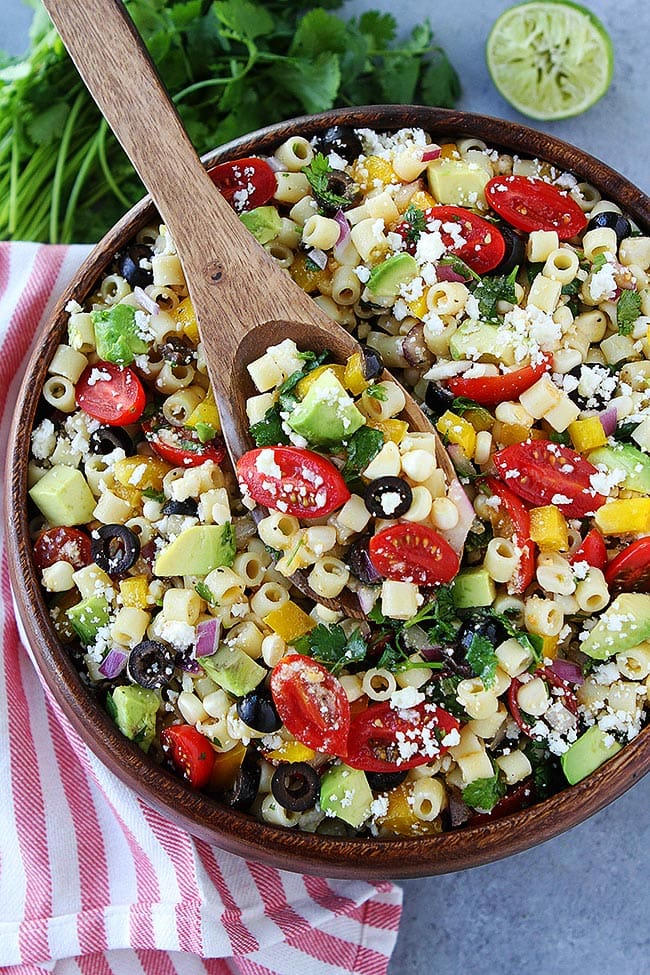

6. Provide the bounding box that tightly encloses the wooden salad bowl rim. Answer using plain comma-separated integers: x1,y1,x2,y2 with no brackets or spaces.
6,106,650,879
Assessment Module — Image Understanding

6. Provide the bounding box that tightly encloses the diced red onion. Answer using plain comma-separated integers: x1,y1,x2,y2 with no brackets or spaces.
436,263,467,283
265,155,286,172
421,146,441,162
133,286,159,316
333,209,351,261
446,444,477,479
99,647,127,679
195,617,220,657
549,659,584,685
439,478,478,554
420,644,446,663
599,406,618,436
307,248,328,270
357,586,379,615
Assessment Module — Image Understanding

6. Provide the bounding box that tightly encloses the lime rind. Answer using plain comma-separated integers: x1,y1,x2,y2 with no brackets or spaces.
486,0,614,121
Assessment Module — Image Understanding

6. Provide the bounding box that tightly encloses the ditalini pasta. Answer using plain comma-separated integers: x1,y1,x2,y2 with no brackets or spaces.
27,126,650,837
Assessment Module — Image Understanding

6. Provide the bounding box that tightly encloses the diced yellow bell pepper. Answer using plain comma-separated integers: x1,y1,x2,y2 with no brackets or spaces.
351,155,396,191
595,498,650,535
439,143,461,159
464,408,495,433
209,742,246,790
119,575,150,610
375,782,443,837
113,455,172,492
366,418,409,444
289,252,331,294
109,481,142,509
568,416,608,452
264,600,316,642
406,290,429,321
264,740,317,764
175,296,199,343
436,410,476,458
492,420,537,447
539,634,559,660
404,189,436,211
529,505,569,552
295,364,346,400
343,352,369,396
186,386,221,433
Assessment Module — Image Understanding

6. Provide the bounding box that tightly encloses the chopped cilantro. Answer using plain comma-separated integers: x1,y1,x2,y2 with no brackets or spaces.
365,383,388,401
492,610,543,666
303,153,358,211
617,290,642,336
473,267,518,322
591,252,608,271
249,405,290,447
451,396,494,428
526,262,544,284
426,674,467,719
400,204,427,246
462,771,506,813
195,582,217,605
404,585,458,644
277,350,329,411
466,633,499,688
293,623,367,676
439,254,480,281
141,487,165,503
341,426,384,484
548,429,571,446
376,640,443,674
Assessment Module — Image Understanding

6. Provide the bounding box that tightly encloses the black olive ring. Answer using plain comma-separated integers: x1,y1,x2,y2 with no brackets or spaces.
271,762,320,812
91,523,141,576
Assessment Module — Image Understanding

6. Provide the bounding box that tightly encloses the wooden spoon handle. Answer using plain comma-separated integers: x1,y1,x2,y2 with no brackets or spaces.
41,0,333,399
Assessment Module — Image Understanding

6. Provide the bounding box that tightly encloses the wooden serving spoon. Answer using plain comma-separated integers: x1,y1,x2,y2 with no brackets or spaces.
41,0,459,618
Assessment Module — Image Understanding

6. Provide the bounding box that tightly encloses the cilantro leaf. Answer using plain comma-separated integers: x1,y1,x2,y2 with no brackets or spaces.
249,405,290,447
293,623,367,676
195,581,217,605
276,350,329,412
439,255,480,281
462,771,506,813
341,426,384,484
404,585,458,644
617,290,642,336
365,383,388,401
303,153,358,210
466,633,499,688
473,267,518,322
142,487,165,503
591,252,608,272
399,204,427,247
426,674,467,719
491,610,543,666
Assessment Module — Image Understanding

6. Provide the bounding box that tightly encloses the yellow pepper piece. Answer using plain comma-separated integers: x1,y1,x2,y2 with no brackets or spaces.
113,455,172,492
405,189,436,211
406,290,429,321
265,740,317,764
186,386,222,433
375,782,443,837
289,252,330,293
366,418,409,444
568,416,608,452
539,634,559,660
595,498,650,535
210,742,246,790
343,352,369,396
439,143,461,159
175,296,199,343
295,364,346,400
119,575,150,609
264,600,316,642
436,410,476,458
529,505,569,552
492,420,536,446
351,155,396,191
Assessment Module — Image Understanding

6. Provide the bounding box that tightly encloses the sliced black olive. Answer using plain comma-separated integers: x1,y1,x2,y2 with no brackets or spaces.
161,498,198,516
364,476,413,519
360,345,383,381
271,762,320,812
312,170,362,215
160,336,195,365
456,613,509,658
587,209,631,245
89,426,134,456
348,535,381,584
312,125,364,163
494,223,527,276
236,688,282,734
366,770,408,792
127,639,175,688
91,524,140,575
425,381,455,417
220,750,261,811
115,243,153,289
566,363,614,411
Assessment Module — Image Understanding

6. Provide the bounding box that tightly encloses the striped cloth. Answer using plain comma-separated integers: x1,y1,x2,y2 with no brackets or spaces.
0,242,403,975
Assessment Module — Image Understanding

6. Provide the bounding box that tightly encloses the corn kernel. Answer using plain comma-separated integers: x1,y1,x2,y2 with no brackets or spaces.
568,416,608,452
529,505,569,552
119,575,150,609
436,410,476,458
595,498,650,535
175,296,198,343
264,600,316,642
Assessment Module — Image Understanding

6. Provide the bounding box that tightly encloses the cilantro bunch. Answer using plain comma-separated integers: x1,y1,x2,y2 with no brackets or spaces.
0,0,459,243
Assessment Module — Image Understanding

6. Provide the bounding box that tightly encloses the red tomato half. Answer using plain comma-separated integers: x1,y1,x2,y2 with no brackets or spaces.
237,446,350,518
270,654,350,757
485,175,587,240
484,477,535,594
394,205,505,273
161,724,216,789
142,418,226,467
33,526,92,571
208,157,276,213
76,361,146,426
368,523,460,586
345,701,460,772
447,355,552,406
569,528,608,572
604,536,650,594
492,440,606,517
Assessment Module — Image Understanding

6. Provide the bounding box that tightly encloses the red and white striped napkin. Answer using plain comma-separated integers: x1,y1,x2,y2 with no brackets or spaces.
0,242,402,975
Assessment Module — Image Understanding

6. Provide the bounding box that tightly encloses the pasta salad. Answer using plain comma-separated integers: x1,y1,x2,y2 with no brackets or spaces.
27,125,650,836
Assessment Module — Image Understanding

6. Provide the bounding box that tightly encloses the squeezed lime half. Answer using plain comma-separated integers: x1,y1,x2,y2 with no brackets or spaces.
486,0,614,120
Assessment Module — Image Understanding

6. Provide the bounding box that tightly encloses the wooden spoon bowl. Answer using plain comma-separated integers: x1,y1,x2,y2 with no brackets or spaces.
6,105,650,877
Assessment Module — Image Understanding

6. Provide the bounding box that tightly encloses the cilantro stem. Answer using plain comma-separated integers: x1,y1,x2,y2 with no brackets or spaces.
49,90,86,244
61,131,101,243
9,131,19,236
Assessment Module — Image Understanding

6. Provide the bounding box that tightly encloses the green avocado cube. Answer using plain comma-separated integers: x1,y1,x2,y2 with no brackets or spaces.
367,252,418,297
240,206,283,244
320,764,373,828
287,369,364,445
452,568,496,609
561,724,622,785
588,442,650,495
154,522,235,577
29,465,97,527
580,592,650,659
106,685,159,752
427,157,490,207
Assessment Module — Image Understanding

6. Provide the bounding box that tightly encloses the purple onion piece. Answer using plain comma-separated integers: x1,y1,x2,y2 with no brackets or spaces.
133,286,160,316
549,659,584,685
422,146,441,162
598,406,618,436
195,617,220,657
402,322,433,368
419,644,446,663
435,263,467,283
99,647,127,679
438,477,478,555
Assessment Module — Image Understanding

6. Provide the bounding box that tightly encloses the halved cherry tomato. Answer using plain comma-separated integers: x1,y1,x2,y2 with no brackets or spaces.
345,701,460,772
492,440,606,517
604,536,650,594
33,526,92,571
485,175,587,240
484,477,535,594
161,724,216,789
394,205,505,273
236,446,350,518
142,417,225,467
208,157,276,213
368,523,460,586
270,654,350,757
76,361,146,426
569,528,608,572
507,665,578,738
447,354,552,407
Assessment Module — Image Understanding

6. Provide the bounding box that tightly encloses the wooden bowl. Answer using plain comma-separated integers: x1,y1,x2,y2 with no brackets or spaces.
6,106,650,879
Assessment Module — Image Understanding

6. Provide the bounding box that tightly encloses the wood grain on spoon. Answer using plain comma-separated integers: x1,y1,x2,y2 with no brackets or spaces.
41,0,458,617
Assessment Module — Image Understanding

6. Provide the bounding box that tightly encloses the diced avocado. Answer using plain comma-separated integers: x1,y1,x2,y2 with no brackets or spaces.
66,594,110,645
427,157,490,207
366,252,418,298
319,764,373,828
200,643,266,697
449,319,517,365
154,522,235,577
91,303,148,366
580,592,650,659
560,724,622,785
239,205,282,244
588,442,650,494
29,464,97,526
452,568,496,609
287,369,365,445
106,685,159,752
